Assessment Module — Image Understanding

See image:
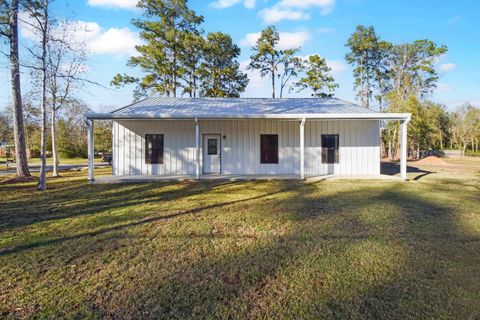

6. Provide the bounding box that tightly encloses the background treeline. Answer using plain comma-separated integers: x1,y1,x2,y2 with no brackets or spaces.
0,99,111,158
342,26,480,158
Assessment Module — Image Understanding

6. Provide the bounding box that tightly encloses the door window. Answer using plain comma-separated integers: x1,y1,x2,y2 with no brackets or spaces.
207,139,217,155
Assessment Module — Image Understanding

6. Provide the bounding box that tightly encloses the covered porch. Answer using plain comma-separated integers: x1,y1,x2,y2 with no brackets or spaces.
85,113,411,183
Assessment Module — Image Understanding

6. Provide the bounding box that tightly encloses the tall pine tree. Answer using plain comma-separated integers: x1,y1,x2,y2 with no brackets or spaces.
199,32,248,97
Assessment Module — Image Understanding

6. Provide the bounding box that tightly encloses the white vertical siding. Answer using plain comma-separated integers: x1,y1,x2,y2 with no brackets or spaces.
303,120,380,176
112,119,380,177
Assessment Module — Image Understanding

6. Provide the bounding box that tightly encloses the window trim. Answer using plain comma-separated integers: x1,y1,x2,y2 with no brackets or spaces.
260,134,279,164
321,134,339,164
145,134,164,164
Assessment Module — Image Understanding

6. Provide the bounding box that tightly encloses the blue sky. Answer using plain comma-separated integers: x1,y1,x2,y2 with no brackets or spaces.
1,0,479,112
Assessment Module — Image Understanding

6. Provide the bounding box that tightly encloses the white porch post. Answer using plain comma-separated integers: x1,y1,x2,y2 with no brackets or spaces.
300,118,305,179
195,117,200,179
87,119,95,183
400,118,409,180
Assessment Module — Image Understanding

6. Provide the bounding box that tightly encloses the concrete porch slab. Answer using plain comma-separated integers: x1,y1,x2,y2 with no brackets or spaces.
93,174,300,184
93,173,401,184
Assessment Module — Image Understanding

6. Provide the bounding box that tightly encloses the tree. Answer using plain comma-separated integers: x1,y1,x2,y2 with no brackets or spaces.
389,40,447,99
199,32,248,97
248,26,281,98
22,0,51,189
278,48,302,98
0,0,31,177
46,20,88,176
113,0,203,98
294,54,338,98
345,25,391,108
450,105,480,156
0,109,12,143
56,101,90,158
179,33,204,97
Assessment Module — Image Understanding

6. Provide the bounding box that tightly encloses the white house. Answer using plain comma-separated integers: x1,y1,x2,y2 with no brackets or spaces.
85,98,411,182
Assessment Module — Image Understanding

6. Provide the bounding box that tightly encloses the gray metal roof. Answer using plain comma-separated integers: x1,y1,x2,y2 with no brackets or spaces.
85,97,410,121
112,97,377,116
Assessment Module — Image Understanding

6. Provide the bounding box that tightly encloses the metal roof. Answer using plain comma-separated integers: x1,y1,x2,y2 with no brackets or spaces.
85,97,410,121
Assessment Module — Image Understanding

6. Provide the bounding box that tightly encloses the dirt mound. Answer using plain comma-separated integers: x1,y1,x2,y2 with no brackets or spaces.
413,156,453,166
0,176,38,185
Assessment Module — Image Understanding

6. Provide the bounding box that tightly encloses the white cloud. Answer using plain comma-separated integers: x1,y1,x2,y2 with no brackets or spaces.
211,0,255,9
439,63,456,72
326,59,347,76
260,0,335,23
260,7,308,23
19,14,141,56
436,83,452,93
240,31,310,50
89,27,142,56
87,0,138,9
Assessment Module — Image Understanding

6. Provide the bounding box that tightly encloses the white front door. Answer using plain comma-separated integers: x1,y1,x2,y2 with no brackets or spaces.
203,134,221,174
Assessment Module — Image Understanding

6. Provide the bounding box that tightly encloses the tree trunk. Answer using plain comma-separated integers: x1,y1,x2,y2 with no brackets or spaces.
388,139,392,160
51,108,59,177
38,6,48,190
271,60,276,99
10,0,30,177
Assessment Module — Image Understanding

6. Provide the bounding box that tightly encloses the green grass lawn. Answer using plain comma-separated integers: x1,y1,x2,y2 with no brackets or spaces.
1,159,479,319
0,157,102,171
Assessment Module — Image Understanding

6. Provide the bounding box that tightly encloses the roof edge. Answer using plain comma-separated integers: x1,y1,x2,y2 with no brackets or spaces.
85,112,411,121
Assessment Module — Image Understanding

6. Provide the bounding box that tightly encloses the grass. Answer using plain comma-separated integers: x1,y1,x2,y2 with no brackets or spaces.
1,159,479,319
0,157,102,171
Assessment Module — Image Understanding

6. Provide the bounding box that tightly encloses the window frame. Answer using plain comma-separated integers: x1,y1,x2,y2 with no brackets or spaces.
145,134,164,164
321,134,339,164
260,134,279,164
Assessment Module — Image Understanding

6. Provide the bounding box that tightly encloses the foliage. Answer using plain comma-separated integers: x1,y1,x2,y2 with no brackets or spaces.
199,32,248,97
383,92,453,159
112,0,203,98
450,104,480,155
345,25,386,108
278,48,302,98
389,40,447,99
248,25,281,98
0,110,12,143
293,54,338,98
345,25,447,110
55,101,89,158
94,121,112,153
179,32,205,97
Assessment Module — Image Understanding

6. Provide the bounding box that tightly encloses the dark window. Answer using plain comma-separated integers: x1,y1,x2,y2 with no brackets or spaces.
145,134,164,164
260,134,278,164
207,139,217,155
322,134,339,164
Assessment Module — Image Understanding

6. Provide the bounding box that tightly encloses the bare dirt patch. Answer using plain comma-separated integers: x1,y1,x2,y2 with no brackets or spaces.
412,156,454,167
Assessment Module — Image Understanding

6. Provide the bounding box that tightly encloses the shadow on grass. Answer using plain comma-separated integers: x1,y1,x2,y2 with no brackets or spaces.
1,177,479,319
381,161,434,180
85,182,479,319
0,178,250,232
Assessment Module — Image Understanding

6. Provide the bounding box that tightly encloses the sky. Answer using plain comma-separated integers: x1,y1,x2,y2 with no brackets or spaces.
1,0,479,112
